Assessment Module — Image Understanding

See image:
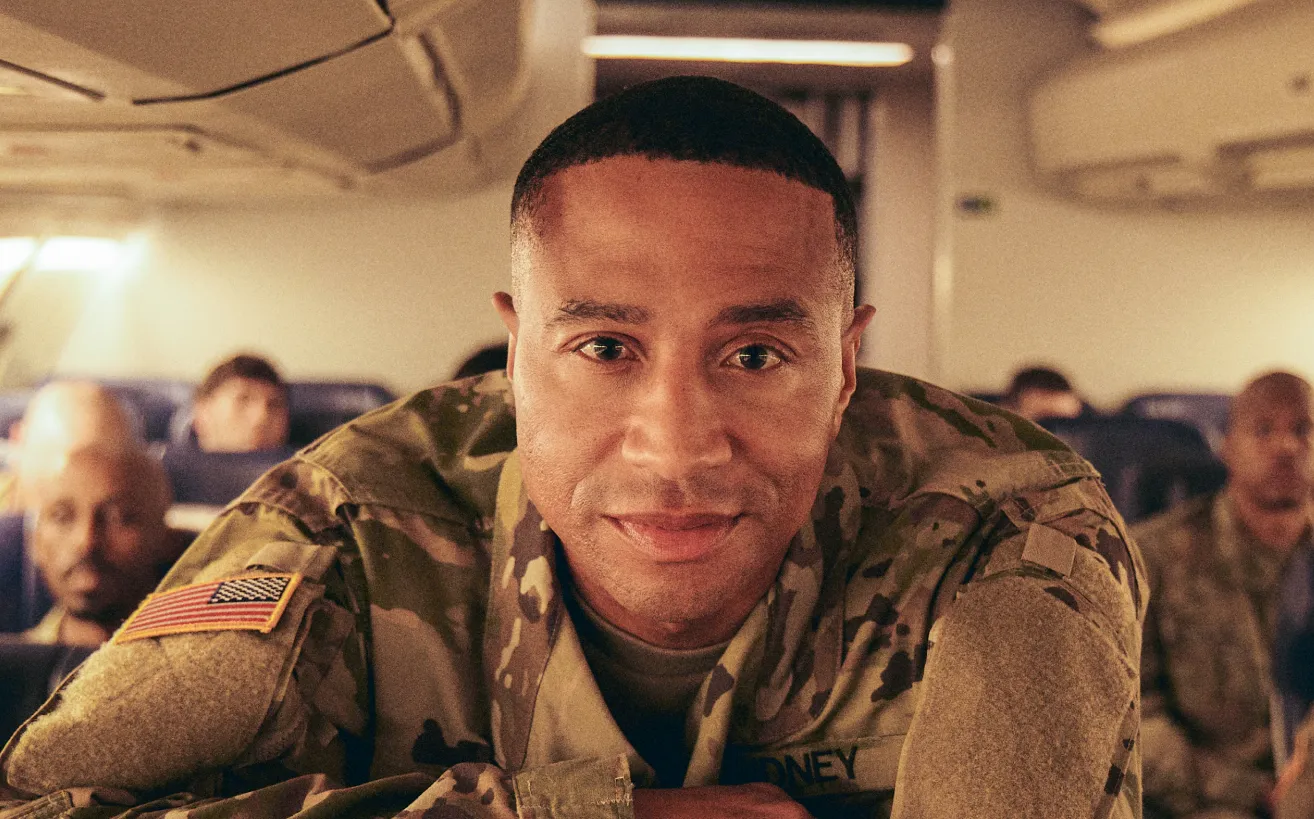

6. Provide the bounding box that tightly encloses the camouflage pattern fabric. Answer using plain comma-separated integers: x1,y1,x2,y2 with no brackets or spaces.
0,368,1145,818
1136,493,1300,819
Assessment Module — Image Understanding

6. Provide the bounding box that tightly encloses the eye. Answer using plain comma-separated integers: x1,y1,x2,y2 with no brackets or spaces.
727,344,784,372
576,336,630,363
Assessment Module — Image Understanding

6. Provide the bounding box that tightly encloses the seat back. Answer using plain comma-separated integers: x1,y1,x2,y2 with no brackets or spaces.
0,513,52,635
1122,392,1231,454
161,446,296,506
0,640,96,741
1275,544,1314,762
1041,416,1219,522
285,381,396,448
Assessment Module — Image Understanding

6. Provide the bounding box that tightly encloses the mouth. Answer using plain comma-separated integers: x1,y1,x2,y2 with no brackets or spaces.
606,512,741,564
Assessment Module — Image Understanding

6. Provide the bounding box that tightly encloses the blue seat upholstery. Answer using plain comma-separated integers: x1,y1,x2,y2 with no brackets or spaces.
1041,416,1221,523
0,389,35,444
1275,543,1314,762
0,640,96,741
1122,392,1231,454
285,381,396,448
161,446,296,506
0,513,53,634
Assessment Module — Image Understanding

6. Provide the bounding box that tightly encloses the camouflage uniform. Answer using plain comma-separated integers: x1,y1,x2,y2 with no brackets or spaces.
1136,493,1302,819
0,369,1146,819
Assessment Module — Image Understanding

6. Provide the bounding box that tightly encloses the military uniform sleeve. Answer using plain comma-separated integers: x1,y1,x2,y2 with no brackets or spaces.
1138,563,1273,817
891,484,1146,819
0,479,528,818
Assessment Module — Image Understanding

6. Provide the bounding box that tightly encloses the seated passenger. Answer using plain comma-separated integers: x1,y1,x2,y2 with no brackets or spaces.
1004,365,1086,422
191,354,290,453
0,77,1144,819
2,381,139,511
1136,371,1314,819
25,446,185,647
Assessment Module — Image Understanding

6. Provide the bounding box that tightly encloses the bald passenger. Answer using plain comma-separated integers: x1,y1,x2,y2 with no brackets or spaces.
1136,371,1314,819
5,381,139,510
24,447,184,647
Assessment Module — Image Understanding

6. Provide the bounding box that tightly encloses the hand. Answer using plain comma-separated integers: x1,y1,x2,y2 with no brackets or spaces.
632,784,814,818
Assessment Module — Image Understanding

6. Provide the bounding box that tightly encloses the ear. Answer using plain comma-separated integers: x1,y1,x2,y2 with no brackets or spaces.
832,305,876,435
492,292,520,381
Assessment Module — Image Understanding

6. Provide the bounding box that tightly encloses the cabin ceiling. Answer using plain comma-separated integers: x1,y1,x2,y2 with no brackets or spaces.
0,0,1285,212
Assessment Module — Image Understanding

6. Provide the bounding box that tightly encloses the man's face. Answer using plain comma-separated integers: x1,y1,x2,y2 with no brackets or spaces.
1015,388,1082,422
194,377,289,452
31,452,172,625
498,157,871,647
1225,389,1314,510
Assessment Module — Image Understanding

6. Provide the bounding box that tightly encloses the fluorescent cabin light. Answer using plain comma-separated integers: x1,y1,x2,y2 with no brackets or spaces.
33,236,126,274
0,238,38,278
583,36,914,67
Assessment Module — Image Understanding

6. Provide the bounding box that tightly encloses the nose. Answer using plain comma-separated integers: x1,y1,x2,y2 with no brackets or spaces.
63,513,105,566
621,363,733,482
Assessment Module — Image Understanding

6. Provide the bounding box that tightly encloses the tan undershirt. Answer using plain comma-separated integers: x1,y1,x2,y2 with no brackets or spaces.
566,588,728,787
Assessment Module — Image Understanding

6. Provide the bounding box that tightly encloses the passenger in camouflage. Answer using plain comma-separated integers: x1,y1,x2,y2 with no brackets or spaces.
0,77,1144,819
1137,372,1314,819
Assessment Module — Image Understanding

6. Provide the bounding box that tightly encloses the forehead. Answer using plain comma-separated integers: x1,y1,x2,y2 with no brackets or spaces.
520,157,841,310
1235,384,1314,422
40,453,145,507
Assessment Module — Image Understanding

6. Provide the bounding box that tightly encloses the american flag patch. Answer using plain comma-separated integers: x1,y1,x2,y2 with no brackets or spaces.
113,573,302,645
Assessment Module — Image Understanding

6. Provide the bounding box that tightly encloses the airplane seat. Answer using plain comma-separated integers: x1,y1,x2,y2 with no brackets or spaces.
967,391,1006,406
98,379,195,444
1040,416,1215,523
0,513,53,635
286,381,396,448
0,640,97,741
1122,392,1231,454
161,446,296,506
1274,542,1314,762
0,389,35,441
1126,456,1228,523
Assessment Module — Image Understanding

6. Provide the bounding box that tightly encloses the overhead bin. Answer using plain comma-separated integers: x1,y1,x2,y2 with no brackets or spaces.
0,0,576,200
0,0,390,101
1028,0,1314,203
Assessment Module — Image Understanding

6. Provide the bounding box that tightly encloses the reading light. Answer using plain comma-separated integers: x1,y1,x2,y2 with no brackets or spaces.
583,36,914,67
33,236,127,274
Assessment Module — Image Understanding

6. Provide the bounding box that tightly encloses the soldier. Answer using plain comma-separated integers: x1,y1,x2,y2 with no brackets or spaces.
2,381,139,510
0,77,1145,818
1137,371,1314,819
191,353,290,453
22,446,185,647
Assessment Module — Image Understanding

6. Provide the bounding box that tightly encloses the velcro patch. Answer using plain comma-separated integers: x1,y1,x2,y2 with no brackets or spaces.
1021,525,1077,577
113,573,302,645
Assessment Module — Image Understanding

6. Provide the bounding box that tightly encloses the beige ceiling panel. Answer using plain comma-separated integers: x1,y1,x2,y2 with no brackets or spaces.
421,0,530,133
215,36,457,172
0,0,390,100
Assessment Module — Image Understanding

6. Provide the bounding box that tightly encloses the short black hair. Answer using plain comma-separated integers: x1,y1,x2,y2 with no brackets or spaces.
1005,367,1075,402
196,354,285,401
511,76,856,292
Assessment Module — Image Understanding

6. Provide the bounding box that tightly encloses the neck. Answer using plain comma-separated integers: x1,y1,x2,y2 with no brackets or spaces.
575,579,759,650
57,615,113,647
1228,489,1312,553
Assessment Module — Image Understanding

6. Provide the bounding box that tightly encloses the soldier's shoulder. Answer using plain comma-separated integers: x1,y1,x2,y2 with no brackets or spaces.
249,372,516,525
839,369,1086,509
1129,492,1217,562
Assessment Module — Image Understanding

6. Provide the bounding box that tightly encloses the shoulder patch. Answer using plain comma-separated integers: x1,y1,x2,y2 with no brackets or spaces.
113,573,302,644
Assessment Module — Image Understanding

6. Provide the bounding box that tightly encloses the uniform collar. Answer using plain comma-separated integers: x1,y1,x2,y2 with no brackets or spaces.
483,447,865,775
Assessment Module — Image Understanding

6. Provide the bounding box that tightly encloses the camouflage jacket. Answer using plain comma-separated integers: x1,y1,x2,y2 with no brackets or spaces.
1136,493,1300,819
0,369,1146,819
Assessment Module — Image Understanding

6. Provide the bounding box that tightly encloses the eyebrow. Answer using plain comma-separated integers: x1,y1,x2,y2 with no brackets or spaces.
714,299,814,330
546,298,816,332
549,300,652,327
